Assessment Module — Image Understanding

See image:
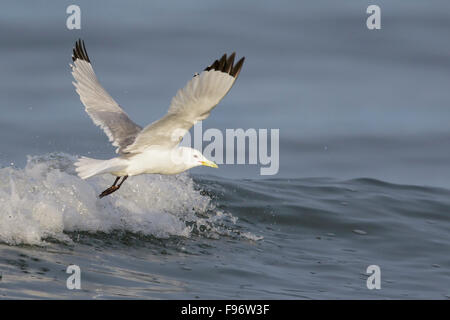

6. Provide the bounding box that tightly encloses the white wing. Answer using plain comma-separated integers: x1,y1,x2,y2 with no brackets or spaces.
71,39,142,154
123,53,245,154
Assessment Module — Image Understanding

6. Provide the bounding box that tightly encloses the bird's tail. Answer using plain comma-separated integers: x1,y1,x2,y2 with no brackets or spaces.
74,157,127,180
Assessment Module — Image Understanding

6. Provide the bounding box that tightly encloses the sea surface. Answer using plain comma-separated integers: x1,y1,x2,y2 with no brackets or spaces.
0,0,449,299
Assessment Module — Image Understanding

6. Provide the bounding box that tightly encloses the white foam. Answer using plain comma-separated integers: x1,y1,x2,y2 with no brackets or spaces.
0,153,219,245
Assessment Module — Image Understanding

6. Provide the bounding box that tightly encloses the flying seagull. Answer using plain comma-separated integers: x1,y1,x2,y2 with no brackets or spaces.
71,39,245,198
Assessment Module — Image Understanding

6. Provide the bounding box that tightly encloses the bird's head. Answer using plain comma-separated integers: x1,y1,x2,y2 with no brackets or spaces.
179,147,218,170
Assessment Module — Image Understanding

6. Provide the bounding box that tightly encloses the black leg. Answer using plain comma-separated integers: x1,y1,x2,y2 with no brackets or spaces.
99,176,128,199
118,175,128,187
112,176,120,186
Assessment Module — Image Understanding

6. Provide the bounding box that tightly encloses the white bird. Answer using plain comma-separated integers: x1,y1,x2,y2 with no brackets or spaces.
70,39,245,198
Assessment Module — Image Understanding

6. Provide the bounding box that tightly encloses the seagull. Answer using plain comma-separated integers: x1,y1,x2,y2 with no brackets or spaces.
70,39,245,198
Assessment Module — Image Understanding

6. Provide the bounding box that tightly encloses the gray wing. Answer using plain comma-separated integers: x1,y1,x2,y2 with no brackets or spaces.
71,39,142,154
123,53,245,154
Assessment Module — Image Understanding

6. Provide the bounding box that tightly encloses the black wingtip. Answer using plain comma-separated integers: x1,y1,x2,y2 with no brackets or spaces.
224,52,235,74
72,39,91,63
230,57,245,78
204,52,245,79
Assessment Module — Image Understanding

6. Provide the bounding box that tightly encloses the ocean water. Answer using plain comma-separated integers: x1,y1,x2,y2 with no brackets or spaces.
0,0,450,299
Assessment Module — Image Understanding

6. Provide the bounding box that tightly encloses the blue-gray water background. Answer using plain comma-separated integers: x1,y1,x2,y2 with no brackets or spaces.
0,0,449,299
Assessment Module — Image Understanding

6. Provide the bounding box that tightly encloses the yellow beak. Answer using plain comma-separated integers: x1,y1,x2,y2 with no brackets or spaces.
200,160,218,168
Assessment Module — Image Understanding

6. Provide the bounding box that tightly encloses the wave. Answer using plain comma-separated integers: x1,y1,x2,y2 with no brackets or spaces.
0,153,251,246
3,152,448,248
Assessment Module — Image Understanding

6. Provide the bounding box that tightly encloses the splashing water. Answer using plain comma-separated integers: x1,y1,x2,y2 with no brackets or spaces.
0,153,244,246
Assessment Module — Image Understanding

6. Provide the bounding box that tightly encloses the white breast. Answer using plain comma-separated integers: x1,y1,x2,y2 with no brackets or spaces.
125,147,188,176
